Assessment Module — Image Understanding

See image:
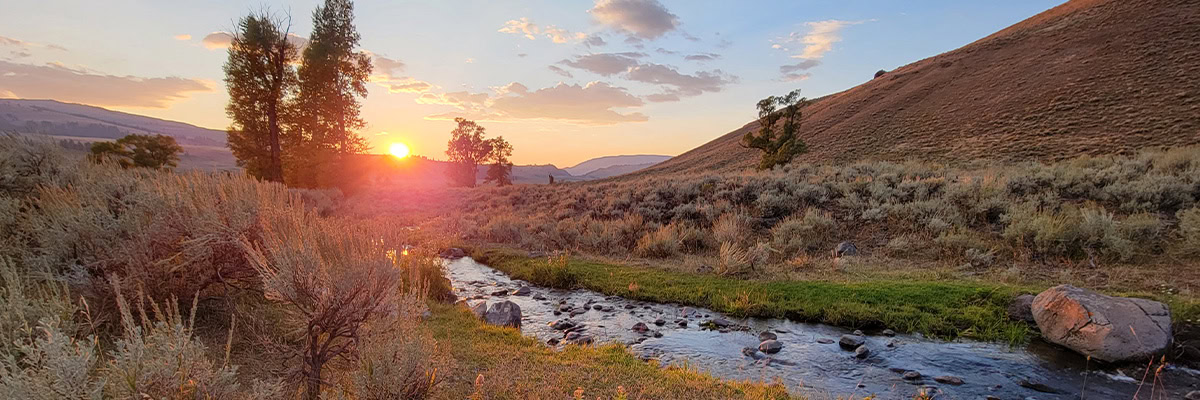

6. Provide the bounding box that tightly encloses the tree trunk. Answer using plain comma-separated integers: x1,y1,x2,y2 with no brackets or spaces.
266,42,286,182
305,333,324,400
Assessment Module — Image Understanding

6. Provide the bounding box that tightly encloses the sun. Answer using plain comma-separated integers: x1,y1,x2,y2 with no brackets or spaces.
388,142,411,159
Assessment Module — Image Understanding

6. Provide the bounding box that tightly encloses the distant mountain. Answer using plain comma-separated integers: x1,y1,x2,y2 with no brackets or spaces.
581,162,661,179
0,99,226,146
564,154,671,176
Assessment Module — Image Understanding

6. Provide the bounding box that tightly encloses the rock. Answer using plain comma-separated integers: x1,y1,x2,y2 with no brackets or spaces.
533,294,546,300
759,339,783,354
439,248,466,259
709,318,733,328
550,319,575,330
592,304,603,310
933,376,964,385
654,318,666,326
853,329,864,336
483,301,522,328
816,338,834,344
490,289,508,296
511,286,531,296
625,304,636,309
881,329,895,337
902,371,922,380
834,241,858,257
565,331,581,341
677,320,688,327
547,338,560,345
839,334,866,349
420,310,432,320
1017,379,1064,394
1186,391,1200,400
1031,284,1172,363
632,322,650,333
1008,294,1036,323
854,345,870,359
759,331,778,341
652,331,663,338
742,347,762,358
558,304,572,312
470,302,488,319
886,340,897,348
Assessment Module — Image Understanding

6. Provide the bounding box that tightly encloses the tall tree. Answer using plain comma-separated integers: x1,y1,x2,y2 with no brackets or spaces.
445,118,495,188
293,0,372,156
741,89,808,170
483,137,513,186
224,12,297,182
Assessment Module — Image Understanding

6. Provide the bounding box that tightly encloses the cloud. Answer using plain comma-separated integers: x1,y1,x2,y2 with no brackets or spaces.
0,60,211,108
655,48,677,55
560,52,643,76
780,59,820,74
422,82,648,125
583,36,606,48
589,0,679,40
0,36,67,56
775,20,866,60
363,52,432,94
174,34,192,41
684,53,720,62
626,63,735,100
370,53,406,77
546,27,587,44
781,72,811,82
517,53,528,58
383,78,433,94
547,65,573,78
202,31,233,49
499,17,539,40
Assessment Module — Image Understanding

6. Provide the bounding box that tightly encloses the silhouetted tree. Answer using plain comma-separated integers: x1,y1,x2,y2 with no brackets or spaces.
223,12,297,182
483,136,513,186
741,89,808,170
285,0,373,187
90,134,183,169
445,118,492,187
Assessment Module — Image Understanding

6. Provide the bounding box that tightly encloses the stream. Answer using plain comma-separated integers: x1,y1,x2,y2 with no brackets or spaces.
445,256,1199,399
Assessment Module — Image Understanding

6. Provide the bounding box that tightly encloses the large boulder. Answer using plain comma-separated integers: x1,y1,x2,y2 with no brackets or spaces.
1032,284,1171,363
484,300,523,329
834,241,858,257
470,301,488,319
1007,294,1036,323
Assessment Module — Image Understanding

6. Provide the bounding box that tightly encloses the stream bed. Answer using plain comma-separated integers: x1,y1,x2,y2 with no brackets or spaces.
445,256,1199,399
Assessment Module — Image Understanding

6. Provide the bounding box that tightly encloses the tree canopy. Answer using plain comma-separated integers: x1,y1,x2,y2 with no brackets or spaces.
90,134,183,169
741,89,808,170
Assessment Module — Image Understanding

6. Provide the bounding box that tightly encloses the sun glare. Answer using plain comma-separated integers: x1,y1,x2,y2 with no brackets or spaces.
389,142,411,159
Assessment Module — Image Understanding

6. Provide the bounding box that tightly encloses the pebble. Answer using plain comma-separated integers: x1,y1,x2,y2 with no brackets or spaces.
882,329,895,337
632,322,649,333
654,318,666,326
934,376,964,385
759,331,778,341
839,334,866,349
759,339,783,354
816,338,834,344
902,371,922,380
854,345,870,359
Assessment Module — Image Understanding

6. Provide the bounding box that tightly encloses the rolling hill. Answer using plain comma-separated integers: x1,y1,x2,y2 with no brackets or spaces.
564,154,671,176
638,0,1200,177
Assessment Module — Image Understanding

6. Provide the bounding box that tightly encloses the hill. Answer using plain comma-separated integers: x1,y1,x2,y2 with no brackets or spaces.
564,154,671,176
639,0,1200,176
581,162,662,179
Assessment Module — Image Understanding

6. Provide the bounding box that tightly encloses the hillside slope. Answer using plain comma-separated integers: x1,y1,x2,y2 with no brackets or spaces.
639,0,1200,176
564,154,671,176
0,99,227,146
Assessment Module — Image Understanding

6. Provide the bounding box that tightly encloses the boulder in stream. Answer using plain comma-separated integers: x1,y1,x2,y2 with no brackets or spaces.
511,286,531,296
632,322,650,333
933,375,964,385
759,331,778,341
484,300,522,328
854,345,870,359
1031,284,1171,363
759,339,783,354
839,334,866,349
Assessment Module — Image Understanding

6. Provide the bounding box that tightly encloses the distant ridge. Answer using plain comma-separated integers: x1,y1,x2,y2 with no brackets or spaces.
637,0,1200,176
564,154,671,176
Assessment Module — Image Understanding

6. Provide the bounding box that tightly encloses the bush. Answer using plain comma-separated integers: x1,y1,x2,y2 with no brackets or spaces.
716,242,750,276
1179,206,1200,254
634,225,681,258
713,212,751,247
770,208,835,257
529,252,576,288
344,291,447,399
0,319,103,399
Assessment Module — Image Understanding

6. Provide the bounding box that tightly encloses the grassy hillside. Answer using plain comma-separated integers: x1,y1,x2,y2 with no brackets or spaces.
638,0,1200,177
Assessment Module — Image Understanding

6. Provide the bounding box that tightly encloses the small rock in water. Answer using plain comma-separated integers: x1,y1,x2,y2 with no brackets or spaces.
592,304,604,310
625,304,636,309
654,318,666,326
652,331,663,338
882,329,895,337
677,320,688,327
490,289,509,296
854,345,870,359
632,322,650,333
546,338,559,345
934,376,964,385
565,332,581,341
511,286,531,296
1017,379,1064,394
550,319,576,330
852,329,864,336
839,334,866,349
719,328,730,333
774,328,789,334
886,340,898,348
552,310,562,316
816,338,834,344
1186,391,1200,400
902,371,922,380
741,347,761,358
759,331,778,341
709,318,733,328
532,294,546,300
759,339,783,354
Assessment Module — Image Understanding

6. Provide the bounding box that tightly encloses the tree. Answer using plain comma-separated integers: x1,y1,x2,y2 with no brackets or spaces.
90,134,183,169
223,12,297,182
483,137,513,186
444,118,494,187
293,0,372,156
741,89,808,170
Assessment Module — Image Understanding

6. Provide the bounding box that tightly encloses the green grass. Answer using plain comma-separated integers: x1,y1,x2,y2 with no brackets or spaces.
473,248,1032,343
426,303,794,400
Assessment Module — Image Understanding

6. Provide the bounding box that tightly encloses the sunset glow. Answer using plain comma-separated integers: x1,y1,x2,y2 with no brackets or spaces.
389,142,411,159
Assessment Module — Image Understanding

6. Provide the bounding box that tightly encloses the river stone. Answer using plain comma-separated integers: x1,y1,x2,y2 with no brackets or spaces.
709,318,733,328
550,319,575,330
1187,390,1200,400
816,338,834,344
484,301,522,328
592,304,604,310
742,347,762,358
677,320,688,327
1008,294,1036,323
625,304,636,309
759,331,778,341
840,334,866,349
490,289,508,296
934,375,964,385
1017,379,1064,394
652,331,663,338
759,339,783,354
439,248,466,259
533,294,546,300
1031,284,1172,363
902,371,921,380
547,338,559,345
854,345,870,359
654,318,667,326
470,301,487,319
834,241,858,257
632,322,650,333
511,286,531,296
882,329,896,337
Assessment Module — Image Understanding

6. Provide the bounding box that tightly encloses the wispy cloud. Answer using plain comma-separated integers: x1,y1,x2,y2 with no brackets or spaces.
498,17,591,44
772,19,869,81
559,52,736,101
173,34,192,41
421,81,648,125
0,60,210,108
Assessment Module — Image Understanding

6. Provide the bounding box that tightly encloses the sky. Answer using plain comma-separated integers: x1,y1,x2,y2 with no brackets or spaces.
0,0,1064,167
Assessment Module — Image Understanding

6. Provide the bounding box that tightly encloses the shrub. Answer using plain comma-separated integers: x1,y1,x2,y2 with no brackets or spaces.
530,252,576,288
770,208,835,257
344,290,446,399
634,225,681,258
0,319,104,399
716,242,750,276
0,258,75,361
1178,206,1200,254
713,212,751,247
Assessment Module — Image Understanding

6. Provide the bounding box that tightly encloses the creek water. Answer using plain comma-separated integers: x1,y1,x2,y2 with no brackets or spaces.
445,257,1199,399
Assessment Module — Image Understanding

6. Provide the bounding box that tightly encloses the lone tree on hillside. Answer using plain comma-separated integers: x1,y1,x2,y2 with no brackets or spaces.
90,134,183,169
741,89,808,170
445,118,513,187
224,12,297,182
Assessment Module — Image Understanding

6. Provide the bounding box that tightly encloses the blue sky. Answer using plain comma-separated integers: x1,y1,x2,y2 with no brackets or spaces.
0,0,1063,166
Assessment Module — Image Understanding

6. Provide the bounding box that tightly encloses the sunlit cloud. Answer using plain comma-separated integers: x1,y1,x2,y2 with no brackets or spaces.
0,60,211,108
589,0,679,40
174,34,192,41
202,31,233,49
560,52,736,101
499,17,592,44
771,20,867,81
561,53,643,76
421,82,648,125
0,35,67,58
499,17,539,40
